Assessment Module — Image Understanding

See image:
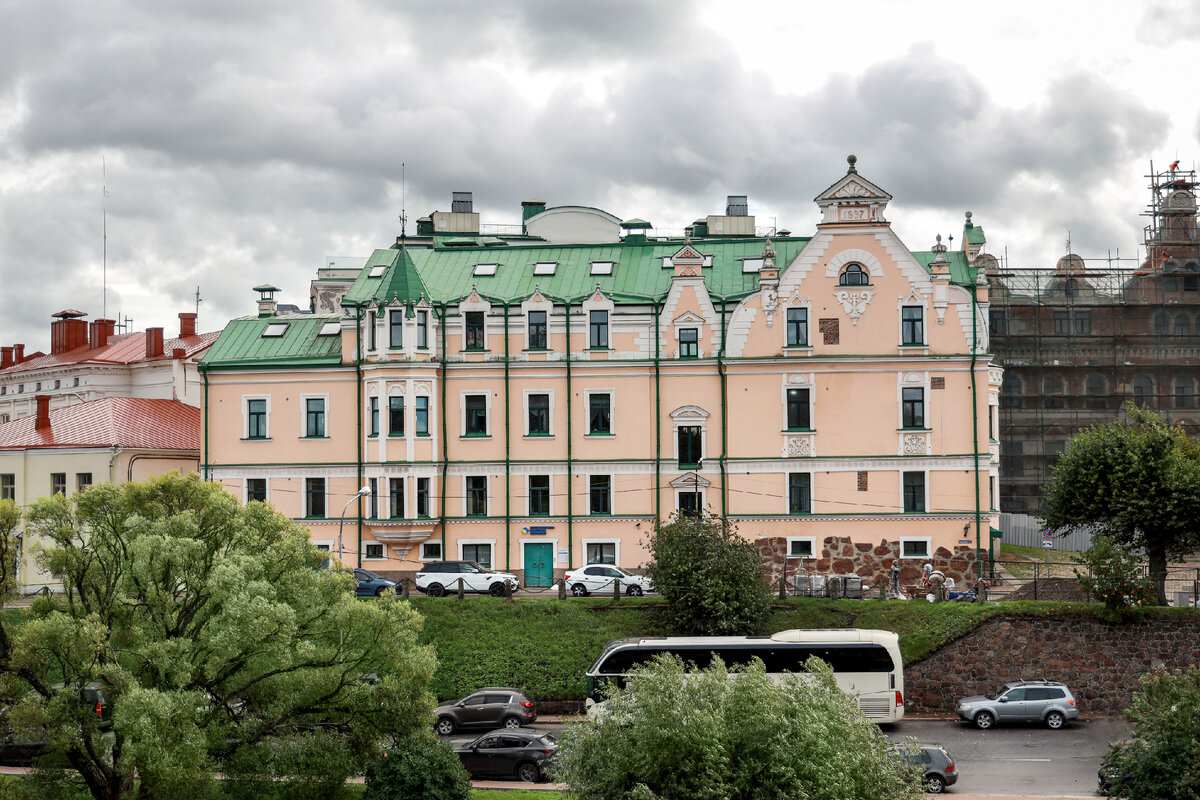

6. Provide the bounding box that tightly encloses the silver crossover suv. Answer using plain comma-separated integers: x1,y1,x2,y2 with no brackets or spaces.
956,679,1078,730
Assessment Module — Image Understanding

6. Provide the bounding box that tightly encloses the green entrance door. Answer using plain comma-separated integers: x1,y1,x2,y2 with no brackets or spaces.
524,543,553,587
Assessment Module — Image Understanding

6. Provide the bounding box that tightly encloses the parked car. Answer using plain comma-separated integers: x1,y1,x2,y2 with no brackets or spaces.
415,561,520,597
564,564,653,597
892,743,958,794
434,688,536,735
353,568,399,597
454,729,558,782
955,679,1078,730
0,683,111,767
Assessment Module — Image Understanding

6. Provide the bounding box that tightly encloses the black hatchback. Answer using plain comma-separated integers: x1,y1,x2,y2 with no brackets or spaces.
455,730,558,782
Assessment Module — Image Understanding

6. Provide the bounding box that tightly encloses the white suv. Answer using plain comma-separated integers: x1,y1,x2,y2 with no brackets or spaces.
415,561,520,597
564,564,653,597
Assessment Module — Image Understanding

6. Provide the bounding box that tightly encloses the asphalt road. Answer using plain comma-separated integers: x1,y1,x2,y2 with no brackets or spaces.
450,717,1130,797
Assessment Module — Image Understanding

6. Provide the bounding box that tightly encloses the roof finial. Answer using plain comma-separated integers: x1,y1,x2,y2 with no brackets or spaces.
931,234,948,255
847,154,858,174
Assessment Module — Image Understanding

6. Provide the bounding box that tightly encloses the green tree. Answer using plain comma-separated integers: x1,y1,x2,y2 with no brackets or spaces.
1074,534,1155,614
1101,665,1200,800
0,474,437,800
1043,405,1200,604
362,732,471,800
644,514,770,635
556,655,921,800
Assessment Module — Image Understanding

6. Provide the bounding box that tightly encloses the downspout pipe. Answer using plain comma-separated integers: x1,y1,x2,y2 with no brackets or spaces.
718,298,728,517
564,300,573,568
970,283,983,580
355,304,365,569
653,300,661,522
439,303,449,559
503,302,511,571
200,364,209,480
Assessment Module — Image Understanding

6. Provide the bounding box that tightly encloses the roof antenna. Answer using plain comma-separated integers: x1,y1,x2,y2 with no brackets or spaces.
399,162,408,242
194,285,203,318
102,155,109,319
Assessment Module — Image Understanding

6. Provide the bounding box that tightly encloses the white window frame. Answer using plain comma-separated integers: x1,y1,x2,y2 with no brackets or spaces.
460,391,492,437
588,473,614,516
312,539,333,553
533,261,557,275
458,538,496,567
386,476,406,519
523,389,555,437
899,536,932,559
460,296,491,351
526,474,553,517
670,406,709,463
784,302,812,348
675,487,706,515
420,540,443,561
363,541,387,560
786,536,817,558
581,538,621,567
896,372,931,431
242,394,271,439
366,310,378,352
388,308,405,349
303,477,328,519
899,302,926,346
781,376,815,431
900,470,929,514
741,257,764,273
318,321,340,337
463,475,489,517
472,263,499,276
590,260,614,275
261,322,288,337
584,389,616,437
786,471,813,514
243,477,270,505
300,393,330,439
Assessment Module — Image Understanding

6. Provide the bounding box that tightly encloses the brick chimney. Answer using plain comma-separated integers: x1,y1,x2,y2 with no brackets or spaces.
172,347,185,359
178,312,197,337
146,327,164,358
13,344,24,363
35,395,50,429
50,310,89,355
89,318,116,350
0,347,11,370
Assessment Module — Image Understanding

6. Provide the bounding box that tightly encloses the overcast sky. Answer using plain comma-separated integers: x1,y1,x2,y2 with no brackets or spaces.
1,0,1197,346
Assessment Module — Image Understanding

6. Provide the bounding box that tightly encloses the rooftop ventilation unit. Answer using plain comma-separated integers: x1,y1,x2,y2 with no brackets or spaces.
452,192,474,213
726,195,748,216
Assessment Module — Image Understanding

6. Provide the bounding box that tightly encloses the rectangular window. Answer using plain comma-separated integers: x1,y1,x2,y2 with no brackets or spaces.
305,478,326,518
389,310,403,348
365,543,384,559
415,396,429,435
51,473,66,496
786,388,810,430
786,308,808,347
416,478,430,517
368,478,378,518
989,310,1007,335
588,393,611,435
901,306,924,345
0,474,13,501
305,398,326,437
901,537,930,557
528,393,550,435
528,475,550,516
679,328,698,358
368,311,377,351
76,473,92,492
465,311,485,350
463,543,492,567
421,541,442,560
369,397,379,436
1074,311,1091,335
389,477,404,518
586,542,616,564
246,478,267,503
1053,310,1070,335
902,387,925,428
589,310,609,349
590,475,611,515
247,399,268,439
465,395,487,436
389,396,405,436
788,473,811,514
528,310,547,349
788,538,815,557
417,310,428,348
902,472,925,513
677,425,702,467
466,476,487,516
677,489,701,517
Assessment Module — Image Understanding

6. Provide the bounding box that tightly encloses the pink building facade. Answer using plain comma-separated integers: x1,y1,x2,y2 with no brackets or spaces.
201,158,1001,587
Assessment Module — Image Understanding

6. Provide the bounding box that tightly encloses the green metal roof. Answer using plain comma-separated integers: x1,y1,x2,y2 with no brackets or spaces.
913,250,977,286
343,248,431,308
965,225,986,245
200,314,343,368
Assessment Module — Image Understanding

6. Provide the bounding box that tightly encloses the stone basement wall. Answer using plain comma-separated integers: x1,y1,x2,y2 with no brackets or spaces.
755,536,979,589
906,616,1200,714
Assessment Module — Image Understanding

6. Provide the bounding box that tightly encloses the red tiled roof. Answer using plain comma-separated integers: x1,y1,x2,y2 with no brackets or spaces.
0,331,219,374
0,398,200,450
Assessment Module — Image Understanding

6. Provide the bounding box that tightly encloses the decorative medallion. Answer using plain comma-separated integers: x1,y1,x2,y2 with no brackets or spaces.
833,289,875,325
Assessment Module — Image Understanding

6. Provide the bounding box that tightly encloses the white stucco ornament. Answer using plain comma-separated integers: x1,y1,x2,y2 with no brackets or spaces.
833,289,875,325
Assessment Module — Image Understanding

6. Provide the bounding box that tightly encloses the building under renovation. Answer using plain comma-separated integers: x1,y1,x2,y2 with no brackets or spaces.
990,162,1200,516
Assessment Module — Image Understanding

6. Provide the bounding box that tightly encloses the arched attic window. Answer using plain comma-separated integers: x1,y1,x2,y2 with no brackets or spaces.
839,263,870,286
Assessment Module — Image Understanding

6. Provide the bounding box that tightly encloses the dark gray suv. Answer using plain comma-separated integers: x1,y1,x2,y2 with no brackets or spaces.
956,679,1078,730
434,688,537,735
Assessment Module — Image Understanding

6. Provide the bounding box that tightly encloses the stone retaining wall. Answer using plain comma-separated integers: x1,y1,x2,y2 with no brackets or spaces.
905,616,1200,714
755,535,979,589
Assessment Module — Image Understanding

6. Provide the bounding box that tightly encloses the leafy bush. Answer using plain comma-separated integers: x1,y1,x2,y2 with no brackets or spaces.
1101,665,1200,800
362,733,470,800
1074,534,1155,613
644,514,771,635
555,655,922,800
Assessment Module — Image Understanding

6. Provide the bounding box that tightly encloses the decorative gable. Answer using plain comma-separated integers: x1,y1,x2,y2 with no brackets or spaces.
814,155,892,225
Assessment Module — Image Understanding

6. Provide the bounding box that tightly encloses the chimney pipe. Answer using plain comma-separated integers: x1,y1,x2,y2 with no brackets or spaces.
178,312,197,337
146,327,164,358
35,395,50,430
13,345,24,363
0,347,11,370
91,319,115,349
172,347,186,359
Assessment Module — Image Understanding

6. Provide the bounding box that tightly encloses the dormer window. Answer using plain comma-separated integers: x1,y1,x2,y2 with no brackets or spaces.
533,261,557,276
262,323,288,337
590,261,614,275
839,264,870,286
742,258,764,273
318,321,340,337
368,265,386,278
473,263,498,276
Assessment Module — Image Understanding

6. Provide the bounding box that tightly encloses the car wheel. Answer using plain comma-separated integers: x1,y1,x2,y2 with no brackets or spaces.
375,586,387,597
516,761,541,783
974,710,995,730
502,715,522,730
427,583,445,598
925,774,945,794
435,716,455,735
626,585,643,597
571,583,589,597
1046,710,1065,729
489,582,506,597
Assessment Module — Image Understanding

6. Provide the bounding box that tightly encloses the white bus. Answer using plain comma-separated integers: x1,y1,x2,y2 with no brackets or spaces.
585,628,905,723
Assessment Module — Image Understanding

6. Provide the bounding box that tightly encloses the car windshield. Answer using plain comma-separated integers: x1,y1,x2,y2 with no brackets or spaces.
539,733,558,745
985,687,1009,700
464,561,490,573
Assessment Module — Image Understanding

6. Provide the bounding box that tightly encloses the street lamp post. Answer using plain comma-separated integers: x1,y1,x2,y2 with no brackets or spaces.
337,486,372,567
